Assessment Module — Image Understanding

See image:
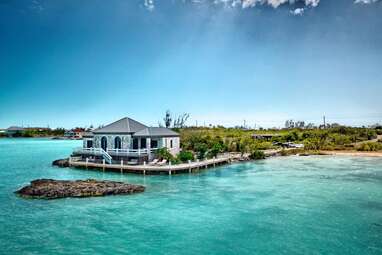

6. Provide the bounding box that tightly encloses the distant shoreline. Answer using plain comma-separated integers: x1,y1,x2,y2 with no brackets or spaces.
0,136,82,140
318,150,382,158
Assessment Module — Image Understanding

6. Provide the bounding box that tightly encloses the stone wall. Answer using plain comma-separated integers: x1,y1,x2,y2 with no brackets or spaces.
92,134,131,150
86,134,180,155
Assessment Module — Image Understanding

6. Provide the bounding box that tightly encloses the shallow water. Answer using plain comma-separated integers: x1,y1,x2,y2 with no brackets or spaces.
0,138,381,254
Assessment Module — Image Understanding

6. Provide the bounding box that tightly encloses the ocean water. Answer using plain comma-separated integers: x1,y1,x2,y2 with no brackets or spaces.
0,138,381,255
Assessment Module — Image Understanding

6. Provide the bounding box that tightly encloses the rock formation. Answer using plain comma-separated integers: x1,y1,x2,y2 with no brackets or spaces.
15,179,145,199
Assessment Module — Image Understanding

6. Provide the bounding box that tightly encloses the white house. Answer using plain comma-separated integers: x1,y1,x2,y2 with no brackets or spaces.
74,117,180,164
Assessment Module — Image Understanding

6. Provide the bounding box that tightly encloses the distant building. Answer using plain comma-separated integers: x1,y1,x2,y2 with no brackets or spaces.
252,133,282,141
64,128,85,139
74,117,180,164
5,126,25,137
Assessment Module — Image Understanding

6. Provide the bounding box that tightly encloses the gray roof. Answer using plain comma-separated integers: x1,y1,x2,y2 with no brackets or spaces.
83,132,94,138
133,127,179,137
93,117,148,134
7,126,25,131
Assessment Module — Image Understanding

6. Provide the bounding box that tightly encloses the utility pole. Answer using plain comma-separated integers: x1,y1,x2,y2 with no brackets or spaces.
323,115,326,129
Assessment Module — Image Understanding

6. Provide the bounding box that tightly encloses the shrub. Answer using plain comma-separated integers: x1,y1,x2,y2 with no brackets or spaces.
356,142,382,152
367,130,377,140
177,150,194,162
249,150,265,160
207,143,224,158
156,148,174,161
194,143,208,160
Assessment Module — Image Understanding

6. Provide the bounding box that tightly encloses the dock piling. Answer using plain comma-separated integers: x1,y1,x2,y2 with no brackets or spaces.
86,158,88,169
102,159,105,170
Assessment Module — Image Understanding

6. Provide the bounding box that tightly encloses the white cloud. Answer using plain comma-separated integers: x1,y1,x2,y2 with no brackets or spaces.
144,0,155,11
354,0,380,3
291,7,304,15
142,0,380,11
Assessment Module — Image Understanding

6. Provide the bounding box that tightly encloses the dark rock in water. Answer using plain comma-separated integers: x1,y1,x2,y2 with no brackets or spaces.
299,153,311,156
15,179,145,199
52,158,69,167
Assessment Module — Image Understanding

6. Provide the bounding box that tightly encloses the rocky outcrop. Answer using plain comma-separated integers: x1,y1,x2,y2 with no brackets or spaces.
15,179,145,199
52,158,69,167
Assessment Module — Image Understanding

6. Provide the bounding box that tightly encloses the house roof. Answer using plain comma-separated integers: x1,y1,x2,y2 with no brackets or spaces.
6,126,25,131
83,132,94,138
92,117,148,134
133,127,179,137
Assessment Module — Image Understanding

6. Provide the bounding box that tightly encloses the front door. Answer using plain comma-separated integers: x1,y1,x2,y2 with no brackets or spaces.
101,137,107,151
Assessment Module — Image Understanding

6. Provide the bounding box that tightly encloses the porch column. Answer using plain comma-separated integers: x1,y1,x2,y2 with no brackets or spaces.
147,137,151,160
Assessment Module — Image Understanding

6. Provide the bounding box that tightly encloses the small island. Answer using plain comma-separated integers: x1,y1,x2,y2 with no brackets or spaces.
15,179,145,199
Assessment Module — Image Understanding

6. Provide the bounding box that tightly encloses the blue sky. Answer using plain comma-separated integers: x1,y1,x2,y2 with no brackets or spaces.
0,0,381,128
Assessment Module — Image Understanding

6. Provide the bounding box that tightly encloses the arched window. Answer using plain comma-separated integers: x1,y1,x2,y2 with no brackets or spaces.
101,136,108,151
114,136,122,149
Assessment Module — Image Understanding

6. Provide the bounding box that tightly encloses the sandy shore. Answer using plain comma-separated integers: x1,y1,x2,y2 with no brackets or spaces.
319,150,382,157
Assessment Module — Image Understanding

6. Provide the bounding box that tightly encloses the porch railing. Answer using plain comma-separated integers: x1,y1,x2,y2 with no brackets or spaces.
107,148,158,155
74,147,112,164
74,147,158,157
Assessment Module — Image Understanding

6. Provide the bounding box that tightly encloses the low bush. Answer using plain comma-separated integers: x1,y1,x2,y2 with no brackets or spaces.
156,148,174,161
356,142,382,152
194,143,208,160
249,150,265,160
177,150,194,162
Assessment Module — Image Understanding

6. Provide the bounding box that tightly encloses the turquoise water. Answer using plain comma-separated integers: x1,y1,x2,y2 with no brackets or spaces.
0,138,382,255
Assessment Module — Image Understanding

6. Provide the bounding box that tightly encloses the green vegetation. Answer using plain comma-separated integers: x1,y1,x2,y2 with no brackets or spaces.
22,128,65,137
180,127,275,159
356,142,382,152
177,150,195,162
176,125,382,157
2,128,66,138
249,150,266,160
156,148,175,161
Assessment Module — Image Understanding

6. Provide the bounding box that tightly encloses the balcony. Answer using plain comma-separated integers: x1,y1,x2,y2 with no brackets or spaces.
74,147,158,157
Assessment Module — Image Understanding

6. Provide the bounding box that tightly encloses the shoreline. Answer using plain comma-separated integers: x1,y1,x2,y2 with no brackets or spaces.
318,150,382,158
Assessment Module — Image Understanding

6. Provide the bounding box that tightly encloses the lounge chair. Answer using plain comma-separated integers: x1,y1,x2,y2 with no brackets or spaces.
157,159,167,166
127,159,138,165
148,159,159,166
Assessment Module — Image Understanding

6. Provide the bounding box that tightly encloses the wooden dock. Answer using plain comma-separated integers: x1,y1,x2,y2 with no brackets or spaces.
69,156,232,175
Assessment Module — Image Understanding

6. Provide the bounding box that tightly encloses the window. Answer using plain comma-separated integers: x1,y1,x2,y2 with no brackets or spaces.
86,140,93,148
101,136,107,151
114,136,122,149
170,139,173,148
141,138,147,149
133,138,139,149
151,139,158,148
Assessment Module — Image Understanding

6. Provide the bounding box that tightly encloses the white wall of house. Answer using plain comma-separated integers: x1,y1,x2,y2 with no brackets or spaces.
162,137,180,156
